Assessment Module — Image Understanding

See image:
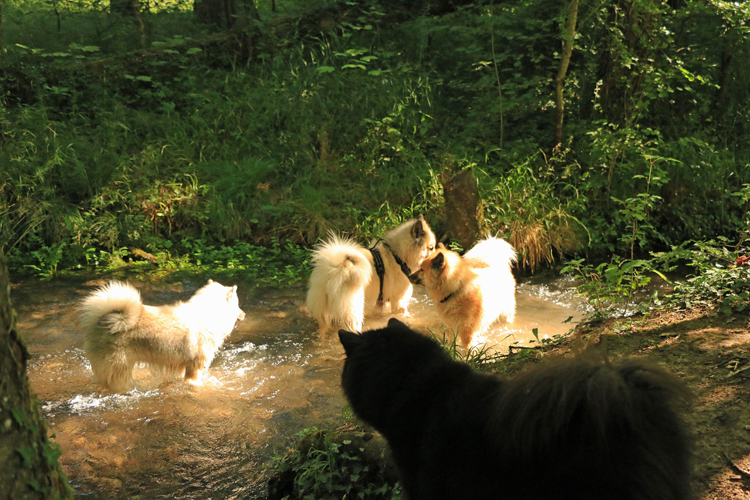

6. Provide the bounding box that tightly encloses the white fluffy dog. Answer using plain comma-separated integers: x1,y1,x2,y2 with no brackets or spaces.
80,280,245,392
306,216,436,333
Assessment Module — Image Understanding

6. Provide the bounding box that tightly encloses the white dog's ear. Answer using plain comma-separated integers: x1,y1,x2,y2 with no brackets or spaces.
226,285,238,301
437,242,446,250
412,217,427,239
208,279,214,285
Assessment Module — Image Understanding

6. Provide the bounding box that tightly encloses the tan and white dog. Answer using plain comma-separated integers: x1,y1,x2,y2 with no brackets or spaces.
306,216,436,333
80,280,245,392
410,236,516,347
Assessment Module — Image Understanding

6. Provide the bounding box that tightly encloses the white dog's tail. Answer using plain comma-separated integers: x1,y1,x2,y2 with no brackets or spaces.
307,235,372,331
465,236,517,324
464,236,517,270
80,281,144,334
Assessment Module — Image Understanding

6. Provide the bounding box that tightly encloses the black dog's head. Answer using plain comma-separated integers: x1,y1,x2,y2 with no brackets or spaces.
338,318,455,432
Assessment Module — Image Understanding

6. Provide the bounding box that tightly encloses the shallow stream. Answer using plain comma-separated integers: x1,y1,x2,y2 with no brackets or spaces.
12,271,586,499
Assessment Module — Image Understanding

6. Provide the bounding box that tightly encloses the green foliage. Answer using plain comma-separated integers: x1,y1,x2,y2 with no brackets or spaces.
431,327,507,371
652,238,750,315
270,428,402,500
564,237,750,318
1,0,750,275
561,256,667,319
528,326,568,348
177,238,311,285
611,155,670,259
480,150,584,269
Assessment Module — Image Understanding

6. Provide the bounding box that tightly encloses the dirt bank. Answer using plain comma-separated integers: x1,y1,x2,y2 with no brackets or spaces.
560,307,750,499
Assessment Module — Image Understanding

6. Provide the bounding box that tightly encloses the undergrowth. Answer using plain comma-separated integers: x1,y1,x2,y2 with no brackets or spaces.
2,0,750,277
268,427,402,500
562,237,750,319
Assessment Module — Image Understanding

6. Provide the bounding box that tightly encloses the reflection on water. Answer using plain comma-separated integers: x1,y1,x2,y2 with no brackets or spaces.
12,273,585,499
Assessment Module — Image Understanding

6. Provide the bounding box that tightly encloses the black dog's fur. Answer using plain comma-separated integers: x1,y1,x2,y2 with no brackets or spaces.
339,319,692,500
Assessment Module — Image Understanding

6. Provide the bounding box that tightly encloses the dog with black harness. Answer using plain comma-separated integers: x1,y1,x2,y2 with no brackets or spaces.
306,216,436,333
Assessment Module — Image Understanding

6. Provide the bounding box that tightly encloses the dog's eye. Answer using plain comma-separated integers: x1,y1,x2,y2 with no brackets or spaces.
428,246,434,252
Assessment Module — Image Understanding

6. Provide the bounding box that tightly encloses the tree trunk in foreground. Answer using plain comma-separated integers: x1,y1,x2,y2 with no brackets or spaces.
0,250,73,500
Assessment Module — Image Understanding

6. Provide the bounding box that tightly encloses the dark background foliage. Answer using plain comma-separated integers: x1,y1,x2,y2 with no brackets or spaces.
1,0,748,273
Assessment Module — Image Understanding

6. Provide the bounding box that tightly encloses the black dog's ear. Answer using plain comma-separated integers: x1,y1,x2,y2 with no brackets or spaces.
412,216,426,239
432,252,445,270
339,330,362,356
387,317,408,329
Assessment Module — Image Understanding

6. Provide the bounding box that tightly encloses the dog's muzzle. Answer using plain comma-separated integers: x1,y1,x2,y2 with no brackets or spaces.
409,272,424,286
234,309,246,328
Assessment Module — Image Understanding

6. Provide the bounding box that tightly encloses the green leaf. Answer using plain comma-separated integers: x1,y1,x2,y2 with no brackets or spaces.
317,66,336,73
341,64,366,70
16,447,35,468
186,47,202,55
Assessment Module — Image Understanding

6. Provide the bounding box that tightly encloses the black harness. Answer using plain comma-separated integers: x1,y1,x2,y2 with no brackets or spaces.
369,239,412,305
382,241,413,278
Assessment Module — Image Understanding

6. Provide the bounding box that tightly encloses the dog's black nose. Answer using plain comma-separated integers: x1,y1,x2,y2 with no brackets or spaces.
409,273,424,286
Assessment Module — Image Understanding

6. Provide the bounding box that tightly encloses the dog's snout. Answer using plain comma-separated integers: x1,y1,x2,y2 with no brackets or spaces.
409,273,424,286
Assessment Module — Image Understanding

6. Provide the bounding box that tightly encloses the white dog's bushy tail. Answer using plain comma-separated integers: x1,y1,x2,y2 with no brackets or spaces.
306,235,372,331
464,236,517,270
465,236,517,324
80,281,144,333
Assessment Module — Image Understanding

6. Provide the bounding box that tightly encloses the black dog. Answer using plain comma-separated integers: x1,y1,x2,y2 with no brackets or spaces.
339,318,691,500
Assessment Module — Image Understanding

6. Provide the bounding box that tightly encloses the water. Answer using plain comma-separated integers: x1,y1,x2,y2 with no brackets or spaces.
12,273,585,499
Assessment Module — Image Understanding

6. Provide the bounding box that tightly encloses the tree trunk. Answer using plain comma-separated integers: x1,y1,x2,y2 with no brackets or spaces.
552,0,579,149
0,250,73,499
441,168,485,250
0,0,4,56
111,0,145,48
194,0,260,30
715,34,733,114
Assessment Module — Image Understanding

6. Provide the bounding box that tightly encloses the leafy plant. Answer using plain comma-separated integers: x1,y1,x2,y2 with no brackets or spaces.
653,238,750,315
561,256,667,319
611,155,670,259
528,326,568,348
269,428,402,500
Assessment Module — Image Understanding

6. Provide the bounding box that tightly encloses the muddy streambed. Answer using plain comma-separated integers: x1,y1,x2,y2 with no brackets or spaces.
11,272,586,499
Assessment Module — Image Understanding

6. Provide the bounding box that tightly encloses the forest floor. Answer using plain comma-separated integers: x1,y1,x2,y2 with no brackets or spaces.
554,306,750,499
